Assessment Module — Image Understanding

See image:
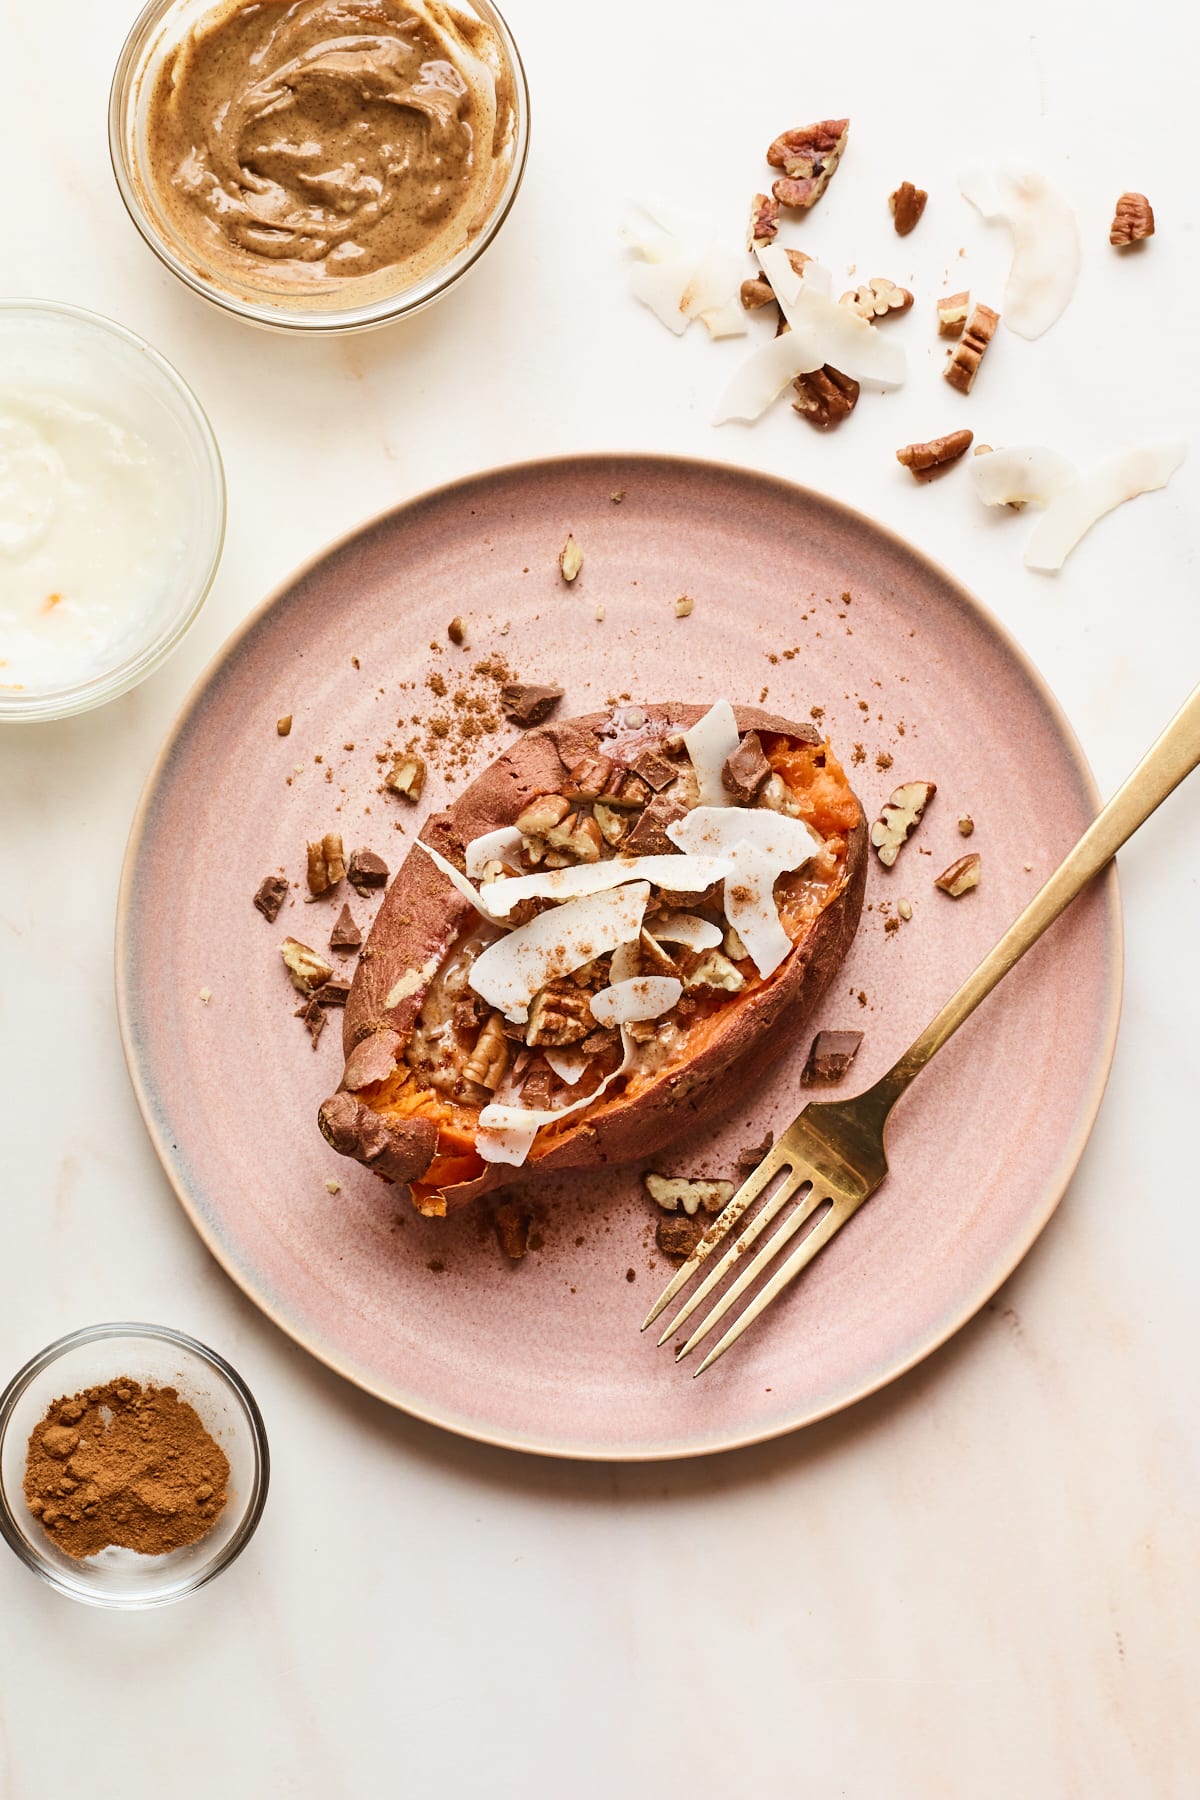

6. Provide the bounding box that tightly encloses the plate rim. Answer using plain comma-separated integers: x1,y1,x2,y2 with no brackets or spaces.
115,450,1124,1462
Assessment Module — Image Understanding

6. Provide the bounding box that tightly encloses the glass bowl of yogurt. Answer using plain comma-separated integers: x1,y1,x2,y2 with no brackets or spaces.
0,301,225,722
109,0,530,335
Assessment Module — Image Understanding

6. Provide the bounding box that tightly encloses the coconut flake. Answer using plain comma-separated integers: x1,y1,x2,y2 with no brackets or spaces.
544,1048,589,1086
624,204,745,339
415,841,504,926
468,882,649,1021
722,845,795,979
464,826,526,881
959,168,1080,340
683,700,741,807
1024,440,1187,571
479,853,732,917
609,940,640,985
589,976,682,1028
477,1032,636,1165
645,911,723,951
969,445,1077,509
667,805,823,866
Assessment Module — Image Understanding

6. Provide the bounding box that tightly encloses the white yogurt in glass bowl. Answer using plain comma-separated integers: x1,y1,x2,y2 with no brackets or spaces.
0,302,224,721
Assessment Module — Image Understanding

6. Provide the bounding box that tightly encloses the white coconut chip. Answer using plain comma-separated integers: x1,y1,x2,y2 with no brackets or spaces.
479,853,732,917
666,805,823,866
645,912,723,951
1024,440,1188,572
623,204,745,340
589,976,683,1028
722,844,794,979
415,841,505,926
543,1049,589,1086
609,940,640,985
477,1032,637,1166
469,882,649,1022
464,826,526,881
969,445,1077,509
683,699,741,807
959,168,1080,340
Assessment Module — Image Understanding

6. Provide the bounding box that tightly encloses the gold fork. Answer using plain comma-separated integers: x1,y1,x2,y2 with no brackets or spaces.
644,680,1200,1374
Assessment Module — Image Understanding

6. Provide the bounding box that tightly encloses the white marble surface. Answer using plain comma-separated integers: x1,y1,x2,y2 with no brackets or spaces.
2,1,1199,1793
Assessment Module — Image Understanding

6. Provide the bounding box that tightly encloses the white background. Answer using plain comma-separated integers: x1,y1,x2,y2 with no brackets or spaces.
2,1,1198,1794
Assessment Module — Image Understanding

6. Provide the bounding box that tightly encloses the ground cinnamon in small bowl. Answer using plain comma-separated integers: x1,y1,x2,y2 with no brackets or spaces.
23,1378,230,1560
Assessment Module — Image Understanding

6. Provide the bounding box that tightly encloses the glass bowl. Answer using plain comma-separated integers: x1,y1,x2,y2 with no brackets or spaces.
0,301,226,724
0,1324,268,1609
109,0,530,334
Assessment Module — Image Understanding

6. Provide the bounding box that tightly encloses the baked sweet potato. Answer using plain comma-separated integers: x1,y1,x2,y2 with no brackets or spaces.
319,702,866,1215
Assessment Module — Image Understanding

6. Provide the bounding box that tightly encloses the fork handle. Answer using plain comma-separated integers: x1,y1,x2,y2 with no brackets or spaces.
873,679,1200,1103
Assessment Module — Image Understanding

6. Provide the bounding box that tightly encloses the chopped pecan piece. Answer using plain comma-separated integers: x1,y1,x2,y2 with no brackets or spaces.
306,833,346,896
515,793,571,837
741,276,777,311
656,1214,706,1261
870,780,936,866
493,1200,532,1261
896,430,974,475
767,118,849,210
748,191,780,248
722,731,771,802
546,810,604,863
562,753,614,802
525,983,593,1047
841,277,913,320
559,534,583,582
253,874,289,923
889,181,927,236
934,853,981,897
329,904,362,953
593,801,629,847
644,1174,736,1216
958,814,975,837
276,715,292,737
944,303,1000,395
599,768,650,810
447,615,466,646
801,1029,864,1085
347,848,389,892
1110,192,1154,247
385,753,426,802
281,937,334,994
937,290,970,337
674,595,694,619
464,1013,510,1089
793,365,860,428
684,950,745,994
499,682,563,727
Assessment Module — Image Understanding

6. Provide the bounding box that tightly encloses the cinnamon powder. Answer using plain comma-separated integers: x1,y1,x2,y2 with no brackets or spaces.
23,1379,230,1559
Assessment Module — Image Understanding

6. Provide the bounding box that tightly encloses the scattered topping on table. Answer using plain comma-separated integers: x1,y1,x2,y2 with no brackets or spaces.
657,1215,707,1260
1110,192,1155,247
494,1200,533,1260
889,181,927,236
958,815,975,836
1024,441,1187,572
329,904,362,953
793,365,860,428
673,594,694,618
297,999,326,1047
314,977,352,1008
281,937,334,994
840,277,913,320
801,1029,864,1085
276,715,293,736
748,192,780,247
198,988,212,1003
741,275,777,310
767,118,850,210
347,848,389,893
644,1174,736,1216
943,302,1000,394
499,681,563,727
959,168,1080,339
623,200,746,338
870,780,936,866
559,534,583,582
736,1133,774,1172
896,897,913,920
447,615,467,646
934,853,982,896
325,1179,341,1194
253,873,289,923
968,444,1076,509
937,291,970,337
896,430,974,475
385,752,427,802
306,833,346,896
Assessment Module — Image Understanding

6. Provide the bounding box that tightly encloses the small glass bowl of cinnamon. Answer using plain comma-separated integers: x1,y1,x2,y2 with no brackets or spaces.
0,1323,268,1609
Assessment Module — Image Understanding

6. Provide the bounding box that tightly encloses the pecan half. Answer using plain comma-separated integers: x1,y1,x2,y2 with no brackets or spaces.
889,181,927,237
896,429,974,475
934,853,981,897
937,290,970,337
464,1013,510,1089
1110,192,1154,247
766,118,849,211
525,983,593,1047
870,780,936,866
841,277,913,320
306,833,346,896
793,365,860,428
944,303,1000,395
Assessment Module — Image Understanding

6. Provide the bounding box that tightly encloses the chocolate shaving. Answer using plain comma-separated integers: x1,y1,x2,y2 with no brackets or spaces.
499,683,564,727
253,874,289,923
801,1029,864,1086
329,904,362,953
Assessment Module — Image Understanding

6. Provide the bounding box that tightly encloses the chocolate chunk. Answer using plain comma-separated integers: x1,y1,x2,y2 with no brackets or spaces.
500,682,564,727
297,1000,326,1048
347,848,389,893
623,794,689,856
493,1200,532,1261
801,1029,864,1086
453,994,488,1034
631,749,678,792
329,904,362,953
656,1215,706,1261
736,1132,774,1172
314,977,352,1007
253,874,289,923
519,1063,557,1110
722,732,772,802
581,1027,620,1058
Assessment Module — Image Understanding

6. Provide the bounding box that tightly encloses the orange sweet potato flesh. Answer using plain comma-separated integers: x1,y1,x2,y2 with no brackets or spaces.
318,704,866,1214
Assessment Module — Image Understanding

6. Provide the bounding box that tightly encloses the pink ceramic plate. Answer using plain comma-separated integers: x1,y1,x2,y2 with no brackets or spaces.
117,455,1121,1460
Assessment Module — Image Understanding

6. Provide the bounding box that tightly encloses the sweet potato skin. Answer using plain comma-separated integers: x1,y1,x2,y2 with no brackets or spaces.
318,705,865,1208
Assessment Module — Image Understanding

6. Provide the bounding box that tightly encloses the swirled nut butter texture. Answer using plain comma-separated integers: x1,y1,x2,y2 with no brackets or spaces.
143,0,515,301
